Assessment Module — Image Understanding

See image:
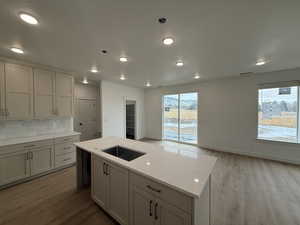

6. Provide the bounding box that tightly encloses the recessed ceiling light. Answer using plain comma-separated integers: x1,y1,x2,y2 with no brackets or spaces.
194,73,200,79
256,59,267,66
120,57,128,62
176,60,184,67
194,178,199,183
145,81,152,87
146,162,151,166
90,68,98,73
163,37,174,46
10,47,24,54
120,74,126,80
19,13,38,25
82,78,88,84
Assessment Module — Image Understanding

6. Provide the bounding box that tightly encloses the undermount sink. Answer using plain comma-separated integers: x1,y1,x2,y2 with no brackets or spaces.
103,146,146,161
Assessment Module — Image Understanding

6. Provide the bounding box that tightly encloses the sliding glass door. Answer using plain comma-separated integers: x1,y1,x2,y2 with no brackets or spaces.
163,94,179,141
163,92,198,144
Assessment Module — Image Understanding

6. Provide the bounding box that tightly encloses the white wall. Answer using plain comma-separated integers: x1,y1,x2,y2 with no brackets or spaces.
145,68,300,165
101,80,145,139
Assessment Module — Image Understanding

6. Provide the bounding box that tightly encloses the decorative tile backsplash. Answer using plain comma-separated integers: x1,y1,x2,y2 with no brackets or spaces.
0,118,73,140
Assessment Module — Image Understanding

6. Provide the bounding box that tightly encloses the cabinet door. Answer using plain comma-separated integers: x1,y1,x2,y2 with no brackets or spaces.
91,155,107,209
55,73,73,116
106,162,129,225
0,151,30,186
131,186,155,225
30,146,54,176
155,199,191,225
0,61,5,120
5,63,33,120
34,69,55,118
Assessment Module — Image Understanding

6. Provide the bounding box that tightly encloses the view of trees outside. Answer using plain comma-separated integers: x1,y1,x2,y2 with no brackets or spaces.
163,93,197,144
258,87,298,143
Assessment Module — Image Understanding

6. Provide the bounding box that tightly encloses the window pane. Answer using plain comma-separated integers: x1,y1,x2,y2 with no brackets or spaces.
179,93,198,144
258,87,298,143
163,95,179,141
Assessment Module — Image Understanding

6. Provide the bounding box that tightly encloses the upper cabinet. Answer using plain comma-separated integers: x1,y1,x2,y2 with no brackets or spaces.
56,73,74,117
34,69,55,118
0,61,74,120
5,63,33,120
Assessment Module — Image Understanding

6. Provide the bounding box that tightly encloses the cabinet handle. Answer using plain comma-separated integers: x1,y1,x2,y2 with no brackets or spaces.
146,185,161,193
149,200,153,216
106,164,109,175
103,163,107,175
154,203,158,220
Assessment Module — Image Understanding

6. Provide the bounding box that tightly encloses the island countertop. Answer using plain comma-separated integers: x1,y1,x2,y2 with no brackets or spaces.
74,136,217,198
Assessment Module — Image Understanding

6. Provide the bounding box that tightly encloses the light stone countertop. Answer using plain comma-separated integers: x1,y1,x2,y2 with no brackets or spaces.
74,136,217,198
0,131,81,147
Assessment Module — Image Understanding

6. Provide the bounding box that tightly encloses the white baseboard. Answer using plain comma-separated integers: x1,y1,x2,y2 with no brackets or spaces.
198,144,300,165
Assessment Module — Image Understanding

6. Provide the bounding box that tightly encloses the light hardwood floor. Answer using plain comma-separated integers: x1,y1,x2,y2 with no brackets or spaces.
1,140,300,225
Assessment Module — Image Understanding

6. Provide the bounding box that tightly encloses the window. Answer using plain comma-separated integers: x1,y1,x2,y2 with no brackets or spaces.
163,92,198,144
258,85,299,143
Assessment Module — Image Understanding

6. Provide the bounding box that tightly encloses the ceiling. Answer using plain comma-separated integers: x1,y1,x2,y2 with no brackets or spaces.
0,0,300,88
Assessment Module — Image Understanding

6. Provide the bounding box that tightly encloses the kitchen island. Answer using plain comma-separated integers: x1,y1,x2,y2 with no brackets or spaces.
75,137,217,225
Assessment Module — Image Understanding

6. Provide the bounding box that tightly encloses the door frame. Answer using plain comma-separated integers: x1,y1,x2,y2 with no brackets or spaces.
123,97,137,140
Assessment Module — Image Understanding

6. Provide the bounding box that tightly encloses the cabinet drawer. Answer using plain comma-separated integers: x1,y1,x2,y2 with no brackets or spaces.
130,173,192,213
54,135,79,144
55,152,76,168
55,142,75,156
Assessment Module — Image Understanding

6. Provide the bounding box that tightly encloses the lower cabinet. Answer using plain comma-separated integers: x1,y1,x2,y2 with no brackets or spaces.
30,146,54,176
0,150,30,186
130,185,156,225
91,154,129,225
156,199,191,225
0,134,79,188
130,185,191,225
0,146,53,185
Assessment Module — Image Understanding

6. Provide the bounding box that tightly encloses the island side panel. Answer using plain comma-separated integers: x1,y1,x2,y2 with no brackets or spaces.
193,175,211,225
76,147,91,189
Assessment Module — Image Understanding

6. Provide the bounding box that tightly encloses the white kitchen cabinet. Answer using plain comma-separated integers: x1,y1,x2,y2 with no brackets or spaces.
0,61,5,120
56,73,74,116
0,134,79,188
130,185,155,225
130,173,192,225
91,154,129,225
5,63,33,120
34,68,55,118
107,161,129,225
0,150,30,186
30,146,54,176
91,155,107,208
130,185,190,225
156,199,191,225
